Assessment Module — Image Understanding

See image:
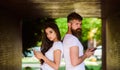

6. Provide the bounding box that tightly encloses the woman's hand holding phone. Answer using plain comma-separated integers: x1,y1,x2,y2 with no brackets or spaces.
33,49,43,60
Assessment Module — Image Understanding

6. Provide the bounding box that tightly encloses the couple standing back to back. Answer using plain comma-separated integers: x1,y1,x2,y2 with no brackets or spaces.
34,12,94,70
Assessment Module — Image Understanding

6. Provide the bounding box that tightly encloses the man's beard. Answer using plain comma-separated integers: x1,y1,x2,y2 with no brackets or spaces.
71,28,82,38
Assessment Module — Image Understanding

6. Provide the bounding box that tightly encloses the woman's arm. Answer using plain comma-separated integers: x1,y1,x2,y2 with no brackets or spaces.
43,50,61,70
34,49,61,70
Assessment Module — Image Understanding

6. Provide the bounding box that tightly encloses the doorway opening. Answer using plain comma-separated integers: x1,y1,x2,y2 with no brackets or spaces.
22,17,102,70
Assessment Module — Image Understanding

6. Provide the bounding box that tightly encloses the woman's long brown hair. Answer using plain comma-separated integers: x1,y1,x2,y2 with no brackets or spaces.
40,22,61,64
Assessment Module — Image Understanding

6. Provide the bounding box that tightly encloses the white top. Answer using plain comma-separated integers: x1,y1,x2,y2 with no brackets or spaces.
41,41,63,70
63,34,85,70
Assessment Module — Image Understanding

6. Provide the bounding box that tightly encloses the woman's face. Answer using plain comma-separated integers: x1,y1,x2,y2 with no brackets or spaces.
45,27,58,42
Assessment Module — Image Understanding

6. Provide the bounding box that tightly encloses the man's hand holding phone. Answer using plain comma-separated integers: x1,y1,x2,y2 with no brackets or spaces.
90,48,97,52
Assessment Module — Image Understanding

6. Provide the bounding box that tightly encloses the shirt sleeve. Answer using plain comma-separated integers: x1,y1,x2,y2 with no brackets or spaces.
53,42,63,52
64,36,78,48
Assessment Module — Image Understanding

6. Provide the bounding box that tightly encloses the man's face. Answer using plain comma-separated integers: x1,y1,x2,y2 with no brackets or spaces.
70,19,82,37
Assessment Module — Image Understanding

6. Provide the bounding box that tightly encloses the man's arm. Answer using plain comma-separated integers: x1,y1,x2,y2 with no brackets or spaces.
70,46,93,66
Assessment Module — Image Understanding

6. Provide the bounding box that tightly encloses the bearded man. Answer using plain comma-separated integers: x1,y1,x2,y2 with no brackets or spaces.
63,12,94,70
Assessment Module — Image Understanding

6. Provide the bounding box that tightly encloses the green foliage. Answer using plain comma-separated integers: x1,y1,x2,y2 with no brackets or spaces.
55,18,102,45
82,18,101,42
55,18,68,39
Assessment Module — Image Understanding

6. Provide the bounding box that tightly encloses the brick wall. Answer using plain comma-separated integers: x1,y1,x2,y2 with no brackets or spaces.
0,11,22,70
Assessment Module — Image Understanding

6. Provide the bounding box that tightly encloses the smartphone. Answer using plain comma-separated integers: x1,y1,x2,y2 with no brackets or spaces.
31,48,35,51
91,48,97,52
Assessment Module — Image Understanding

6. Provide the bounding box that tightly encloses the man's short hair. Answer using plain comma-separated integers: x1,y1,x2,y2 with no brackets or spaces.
67,12,83,22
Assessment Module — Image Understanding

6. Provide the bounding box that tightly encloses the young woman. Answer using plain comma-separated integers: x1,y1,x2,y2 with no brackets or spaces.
33,22,63,70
